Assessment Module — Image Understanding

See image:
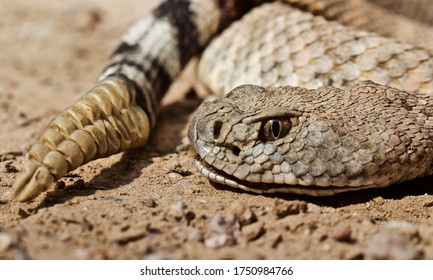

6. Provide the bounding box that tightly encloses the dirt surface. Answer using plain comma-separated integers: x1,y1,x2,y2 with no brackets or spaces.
1,0,433,260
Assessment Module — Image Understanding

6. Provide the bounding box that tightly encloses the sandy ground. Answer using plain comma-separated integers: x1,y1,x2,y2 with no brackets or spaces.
1,0,433,260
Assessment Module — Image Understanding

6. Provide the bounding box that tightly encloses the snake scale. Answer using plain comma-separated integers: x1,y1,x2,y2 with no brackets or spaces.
12,0,433,202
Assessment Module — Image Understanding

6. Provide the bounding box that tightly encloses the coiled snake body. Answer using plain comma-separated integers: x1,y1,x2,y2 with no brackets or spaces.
12,0,433,201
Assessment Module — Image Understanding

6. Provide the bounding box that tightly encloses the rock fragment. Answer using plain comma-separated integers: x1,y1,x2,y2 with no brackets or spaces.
366,230,421,259
331,225,352,242
273,199,307,218
242,221,265,241
229,200,256,226
204,214,240,248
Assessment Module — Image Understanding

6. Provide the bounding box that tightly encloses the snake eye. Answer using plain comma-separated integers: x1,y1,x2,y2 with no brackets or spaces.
261,119,292,141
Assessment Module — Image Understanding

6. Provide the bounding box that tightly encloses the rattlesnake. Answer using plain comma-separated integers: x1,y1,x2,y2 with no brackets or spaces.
12,0,433,202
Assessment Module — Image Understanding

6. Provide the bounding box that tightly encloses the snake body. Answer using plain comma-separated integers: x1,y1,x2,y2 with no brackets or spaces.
12,0,433,201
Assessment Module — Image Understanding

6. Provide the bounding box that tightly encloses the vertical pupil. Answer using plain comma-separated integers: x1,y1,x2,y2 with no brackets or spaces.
271,120,280,138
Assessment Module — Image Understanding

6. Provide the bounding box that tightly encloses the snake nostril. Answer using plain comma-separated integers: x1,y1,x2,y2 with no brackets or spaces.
213,120,223,140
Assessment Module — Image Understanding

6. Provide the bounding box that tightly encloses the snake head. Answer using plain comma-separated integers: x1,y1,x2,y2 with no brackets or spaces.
189,82,433,196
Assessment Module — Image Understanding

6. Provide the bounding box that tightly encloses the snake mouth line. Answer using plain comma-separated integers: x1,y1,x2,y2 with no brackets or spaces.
193,155,375,196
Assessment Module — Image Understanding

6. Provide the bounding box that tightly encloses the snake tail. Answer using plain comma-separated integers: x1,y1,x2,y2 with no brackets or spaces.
12,76,150,202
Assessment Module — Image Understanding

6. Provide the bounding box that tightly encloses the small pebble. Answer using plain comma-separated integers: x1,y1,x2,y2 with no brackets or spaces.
101,196,122,202
372,197,385,205
274,199,307,218
384,220,419,240
167,201,193,223
145,197,157,208
170,201,186,212
306,203,322,214
77,9,102,32
208,214,238,234
312,229,328,242
204,214,240,248
229,201,256,226
331,225,352,242
169,163,192,176
321,243,332,251
107,228,147,244
345,250,364,260
188,228,204,242
0,232,13,252
16,112,29,127
204,234,230,248
366,231,421,259
168,172,181,179
0,189,10,204
59,229,72,242
242,222,265,241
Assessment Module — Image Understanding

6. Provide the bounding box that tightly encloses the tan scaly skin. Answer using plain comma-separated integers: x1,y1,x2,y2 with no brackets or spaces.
191,3,433,195
189,82,433,196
